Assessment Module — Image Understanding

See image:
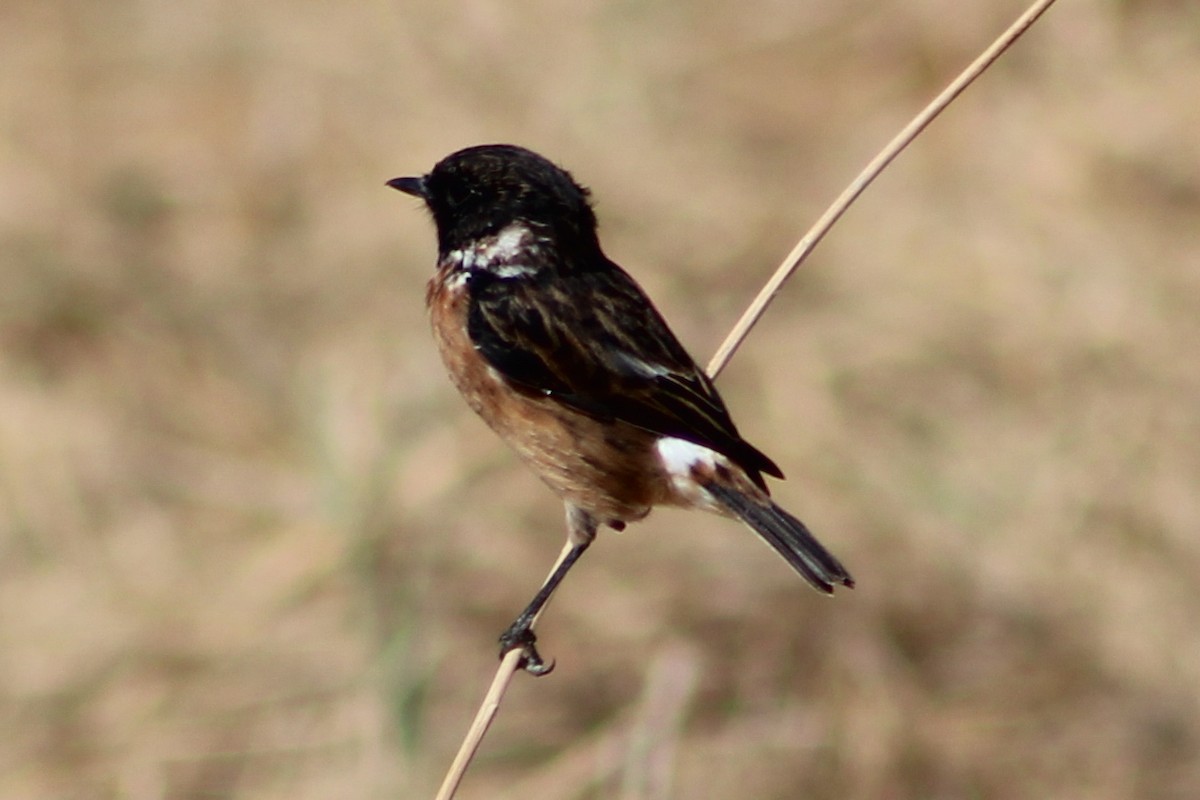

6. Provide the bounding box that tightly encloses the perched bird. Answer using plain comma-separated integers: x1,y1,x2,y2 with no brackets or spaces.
389,144,851,674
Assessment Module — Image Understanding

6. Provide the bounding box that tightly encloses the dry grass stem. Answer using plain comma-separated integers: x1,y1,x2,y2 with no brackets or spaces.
706,0,1061,379
618,644,701,800
433,542,576,800
434,3,1058,796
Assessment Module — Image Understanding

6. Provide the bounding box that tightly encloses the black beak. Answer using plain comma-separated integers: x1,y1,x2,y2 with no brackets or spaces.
387,175,427,198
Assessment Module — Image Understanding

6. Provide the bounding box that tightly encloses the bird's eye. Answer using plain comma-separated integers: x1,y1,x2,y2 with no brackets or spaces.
443,179,476,210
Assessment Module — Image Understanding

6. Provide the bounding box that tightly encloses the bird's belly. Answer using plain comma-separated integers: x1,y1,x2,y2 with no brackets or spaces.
490,394,661,524
429,282,662,524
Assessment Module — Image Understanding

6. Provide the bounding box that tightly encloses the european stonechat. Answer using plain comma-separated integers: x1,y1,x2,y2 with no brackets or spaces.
389,144,852,674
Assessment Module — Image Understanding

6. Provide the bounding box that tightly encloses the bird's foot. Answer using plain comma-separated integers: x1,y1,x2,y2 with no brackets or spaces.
499,622,555,676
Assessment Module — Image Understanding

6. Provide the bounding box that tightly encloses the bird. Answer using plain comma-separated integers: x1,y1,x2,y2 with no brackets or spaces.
388,144,852,674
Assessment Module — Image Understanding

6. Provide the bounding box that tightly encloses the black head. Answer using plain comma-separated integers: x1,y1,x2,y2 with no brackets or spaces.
388,144,600,254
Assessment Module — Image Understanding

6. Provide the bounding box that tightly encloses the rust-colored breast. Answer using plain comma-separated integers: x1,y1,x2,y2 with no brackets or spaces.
426,269,664,524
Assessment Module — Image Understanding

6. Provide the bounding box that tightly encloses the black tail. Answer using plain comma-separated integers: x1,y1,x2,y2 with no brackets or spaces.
704,483,853,594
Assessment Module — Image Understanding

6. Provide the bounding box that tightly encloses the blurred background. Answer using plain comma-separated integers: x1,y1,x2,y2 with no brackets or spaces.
2,1,1198,798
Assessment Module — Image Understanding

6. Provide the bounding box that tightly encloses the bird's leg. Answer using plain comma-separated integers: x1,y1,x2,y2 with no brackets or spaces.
499,505,598,676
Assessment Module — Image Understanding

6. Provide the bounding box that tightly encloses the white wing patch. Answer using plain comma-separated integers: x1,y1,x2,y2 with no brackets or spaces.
612,350,672,379
655,437,726,511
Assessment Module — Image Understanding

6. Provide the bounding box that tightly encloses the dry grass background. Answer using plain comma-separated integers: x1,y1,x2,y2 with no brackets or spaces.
2,1,1199,798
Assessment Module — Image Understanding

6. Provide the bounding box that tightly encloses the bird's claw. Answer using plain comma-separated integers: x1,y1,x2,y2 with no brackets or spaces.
499,624,555,676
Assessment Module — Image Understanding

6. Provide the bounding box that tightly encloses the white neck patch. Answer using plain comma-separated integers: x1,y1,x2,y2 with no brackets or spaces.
447,224,541,279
